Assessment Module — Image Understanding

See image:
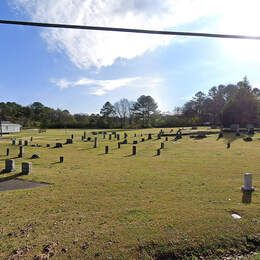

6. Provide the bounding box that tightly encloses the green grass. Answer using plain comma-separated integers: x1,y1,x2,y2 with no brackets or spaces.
0,128,259,259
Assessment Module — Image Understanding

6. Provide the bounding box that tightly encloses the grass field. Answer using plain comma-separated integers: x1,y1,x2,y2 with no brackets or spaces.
0,128,259,259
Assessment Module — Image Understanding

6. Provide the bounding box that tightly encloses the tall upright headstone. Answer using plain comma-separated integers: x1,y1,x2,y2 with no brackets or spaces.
105,146,109,154
5,159,15,172
18,146,24,158
22,162,32,175
132,146,137,155
93,137,98,148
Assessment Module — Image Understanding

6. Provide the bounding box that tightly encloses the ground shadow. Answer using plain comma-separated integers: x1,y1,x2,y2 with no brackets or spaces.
0,172,23,182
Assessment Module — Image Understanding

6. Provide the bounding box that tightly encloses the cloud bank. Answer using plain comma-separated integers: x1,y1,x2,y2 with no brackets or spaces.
51,76,162,96
10,0,221,69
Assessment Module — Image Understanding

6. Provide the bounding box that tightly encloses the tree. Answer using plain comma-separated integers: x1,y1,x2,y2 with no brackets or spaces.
132,95,158,127
114,98,131,128
100,102,116,128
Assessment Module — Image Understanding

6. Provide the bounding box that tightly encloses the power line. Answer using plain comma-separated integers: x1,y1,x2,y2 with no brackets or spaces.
1,19,260,40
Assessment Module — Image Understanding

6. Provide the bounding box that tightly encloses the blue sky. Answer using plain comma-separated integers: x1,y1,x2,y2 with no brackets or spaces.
1,0,260,114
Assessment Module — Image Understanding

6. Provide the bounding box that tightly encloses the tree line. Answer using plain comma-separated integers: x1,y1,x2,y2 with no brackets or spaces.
0,77,259,129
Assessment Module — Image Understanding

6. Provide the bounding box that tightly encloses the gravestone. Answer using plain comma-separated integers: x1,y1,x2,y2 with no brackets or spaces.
87,137,91,141
157,134,161,139
133,140,138,144
161,142,165,149
11,139,16,145
132,146,137,155
30,137,33,142
109,134,112,140
46,144,50,147
105,146,109,154
6,148,10,156
134,133,137,137
122,139,128,144
141,138,145,142
31,154,40,159
103,133,106,139
157,149,161,156
148,133,152,140
141,133,143,137
124,133,128,139
93,137,98,148
241,173,255,191
24,140,28,146
117,134,120,140
66,138,73,144
18,146,24,158
118,142,121,149
5,159,15,172
165,137,168,141
227,142,231,149
18,140,23,146
83,131,86,139
22,162,32,175
81,136,84,141
55,143,63,148
71,134,74,139
60,156,64,163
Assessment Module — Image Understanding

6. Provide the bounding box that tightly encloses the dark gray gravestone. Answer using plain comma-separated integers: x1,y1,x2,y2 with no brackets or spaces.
141,138,145,142
46,144,50,147
5,159,15,172
6,148,10,156
109,134,112,140
161,142,165,149
22,162,32,175
18,146,24,158
105,146,109,154
148,134,152,140
103,133,106,139
118,142,121,149
124,133,128,139
157,149,161,156
24,140,28,146
83,131,86,139
133,140,138,144
11,139,16,145
66,138,73,144
55,143,63,148
117,134,120,140
71,134,74,139
60,156,64,163
132,146,137,155
165,137,168,141
93,137,98,148
30,137,33,142
157,134,161,139
18,140,22,146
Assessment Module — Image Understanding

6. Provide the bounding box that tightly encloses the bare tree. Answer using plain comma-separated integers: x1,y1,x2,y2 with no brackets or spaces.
114,98,131,128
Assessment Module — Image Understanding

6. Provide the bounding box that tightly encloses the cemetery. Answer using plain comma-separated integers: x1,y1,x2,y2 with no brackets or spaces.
0,127,259,259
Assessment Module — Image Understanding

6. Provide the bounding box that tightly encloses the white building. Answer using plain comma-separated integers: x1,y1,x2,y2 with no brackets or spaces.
0,121,22,134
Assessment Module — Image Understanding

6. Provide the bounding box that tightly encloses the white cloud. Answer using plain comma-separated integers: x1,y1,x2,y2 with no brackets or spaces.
9,0,222,69
51,76,161,96
10,0,260,68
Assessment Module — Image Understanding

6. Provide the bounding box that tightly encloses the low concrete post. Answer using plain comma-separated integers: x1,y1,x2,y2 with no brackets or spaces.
18,146,24,158
242,173,255,191
60,156,64,163
22,162,32,175
5,159,15,172
161,142,165,149
6,148,9,156
93,137,98,148
105,146,109,154
132,146,137,155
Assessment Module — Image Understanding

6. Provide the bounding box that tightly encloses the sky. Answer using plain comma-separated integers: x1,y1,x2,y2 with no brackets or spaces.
1,0,260,114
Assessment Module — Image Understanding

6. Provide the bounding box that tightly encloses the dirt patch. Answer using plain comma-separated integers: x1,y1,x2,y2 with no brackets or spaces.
0,178,49,192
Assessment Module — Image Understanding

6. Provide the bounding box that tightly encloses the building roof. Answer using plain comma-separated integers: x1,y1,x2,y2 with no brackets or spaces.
0,121,21,125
